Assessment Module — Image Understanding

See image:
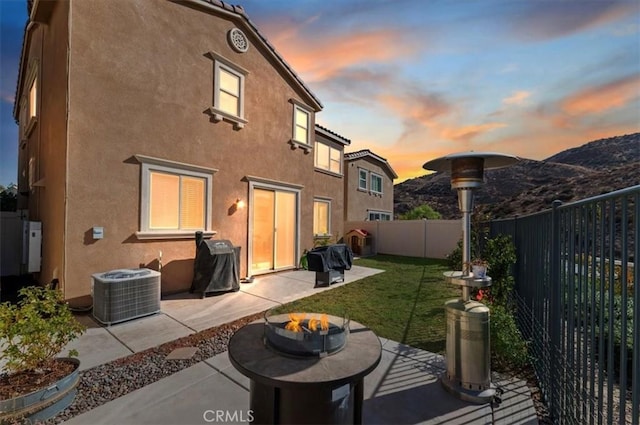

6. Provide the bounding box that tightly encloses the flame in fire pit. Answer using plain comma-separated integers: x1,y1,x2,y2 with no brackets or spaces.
308,317,319,331
284,313,306,332
320,314,329,331
284,313,330,332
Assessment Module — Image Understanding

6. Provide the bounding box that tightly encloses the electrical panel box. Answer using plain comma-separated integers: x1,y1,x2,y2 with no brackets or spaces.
23,221,42,273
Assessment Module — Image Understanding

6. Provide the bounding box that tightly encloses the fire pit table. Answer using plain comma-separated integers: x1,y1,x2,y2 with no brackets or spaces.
228,313,381,424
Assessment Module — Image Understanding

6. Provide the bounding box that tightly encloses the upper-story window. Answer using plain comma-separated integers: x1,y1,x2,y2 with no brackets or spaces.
315,142,342,174
370,173,383,194
218,66,241,117
289,100,313,152
21,61,38,138
135,155,217,240
29,76,37,121
294,106,310,144
358,168,368,190
207,51,248,130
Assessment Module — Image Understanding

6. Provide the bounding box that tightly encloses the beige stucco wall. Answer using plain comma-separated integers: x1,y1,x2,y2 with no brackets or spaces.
17,1,69,288
59,0,339,301
344,220,461,259
344,157,395,221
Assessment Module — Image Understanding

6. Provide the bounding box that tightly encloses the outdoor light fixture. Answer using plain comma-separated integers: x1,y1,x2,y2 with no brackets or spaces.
236,199,245,209
423,151,519,403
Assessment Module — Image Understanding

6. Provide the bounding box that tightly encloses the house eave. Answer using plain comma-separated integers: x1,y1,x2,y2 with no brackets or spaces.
12,21,36,122
30,0,55,23
315,124,351,146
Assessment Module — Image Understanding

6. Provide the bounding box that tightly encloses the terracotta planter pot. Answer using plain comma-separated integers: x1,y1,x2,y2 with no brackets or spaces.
0,357,80,422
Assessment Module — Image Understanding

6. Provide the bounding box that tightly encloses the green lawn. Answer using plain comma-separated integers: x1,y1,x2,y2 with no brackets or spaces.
274,255,460,354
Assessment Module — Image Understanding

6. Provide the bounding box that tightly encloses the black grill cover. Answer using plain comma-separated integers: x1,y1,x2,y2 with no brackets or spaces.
191,239,240,295
307,244,354,273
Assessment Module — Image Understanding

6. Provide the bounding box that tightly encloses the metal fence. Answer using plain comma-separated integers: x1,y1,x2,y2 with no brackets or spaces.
490,185,639,425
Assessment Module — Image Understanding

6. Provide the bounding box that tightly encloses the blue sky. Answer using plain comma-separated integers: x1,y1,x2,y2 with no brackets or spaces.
1,0,638,185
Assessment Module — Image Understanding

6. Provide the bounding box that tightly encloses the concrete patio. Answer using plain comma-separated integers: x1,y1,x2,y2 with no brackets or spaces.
61,265,538,424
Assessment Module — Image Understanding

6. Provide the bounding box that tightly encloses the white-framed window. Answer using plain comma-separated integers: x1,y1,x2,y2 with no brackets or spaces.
313,199,331,236
22,62,38,138
217,65,241,116
289,99,313,151
29,75,37,120
370,173,383,194
315,142,342,174
358,168,368,190
368,211,392,221
294,105,310,144
135,155,217,240
208,51,248,130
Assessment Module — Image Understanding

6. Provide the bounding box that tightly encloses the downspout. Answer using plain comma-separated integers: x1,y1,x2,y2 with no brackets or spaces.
63,0,72,299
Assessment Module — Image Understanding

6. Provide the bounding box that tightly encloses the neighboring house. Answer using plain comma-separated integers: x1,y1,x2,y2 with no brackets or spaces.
344,149,398,222
13,0,349,304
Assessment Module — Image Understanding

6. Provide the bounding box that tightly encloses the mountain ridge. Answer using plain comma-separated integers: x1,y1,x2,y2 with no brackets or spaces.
394,133,639,219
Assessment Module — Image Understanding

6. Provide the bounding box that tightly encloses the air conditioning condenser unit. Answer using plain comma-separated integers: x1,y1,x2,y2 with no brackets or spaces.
92,268,161,325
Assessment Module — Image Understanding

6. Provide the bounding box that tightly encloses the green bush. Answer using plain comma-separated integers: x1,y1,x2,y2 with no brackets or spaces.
575,290,634,347
0,286,85,373
446,239,463,271
399,204,442,220
448,234,517,308
490,303,529,370
482,234,516,307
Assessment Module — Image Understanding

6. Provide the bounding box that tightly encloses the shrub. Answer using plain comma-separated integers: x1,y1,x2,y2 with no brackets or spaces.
0,286,85,373
576,290,634,348
482,234,516,307
399,204,442,220
490,302,529,370
448,233,517,308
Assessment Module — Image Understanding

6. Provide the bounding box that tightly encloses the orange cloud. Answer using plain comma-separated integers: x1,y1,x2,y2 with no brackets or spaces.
439,122,507,141
502,90,531,106
378,92,451,126
561,75,640,115
261,23,416,83
375,91,508,164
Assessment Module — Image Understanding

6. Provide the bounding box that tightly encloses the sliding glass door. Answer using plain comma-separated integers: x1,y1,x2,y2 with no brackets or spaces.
251,187,297,274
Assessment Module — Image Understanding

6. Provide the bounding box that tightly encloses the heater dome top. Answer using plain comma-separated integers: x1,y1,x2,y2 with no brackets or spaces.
423,151,520,173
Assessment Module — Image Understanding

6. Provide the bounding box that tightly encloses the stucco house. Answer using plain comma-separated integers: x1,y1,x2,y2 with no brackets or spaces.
344,150,398,222
13,0,349,305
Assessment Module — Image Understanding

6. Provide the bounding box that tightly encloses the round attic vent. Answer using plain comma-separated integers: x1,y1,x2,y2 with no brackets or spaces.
228,28,249,53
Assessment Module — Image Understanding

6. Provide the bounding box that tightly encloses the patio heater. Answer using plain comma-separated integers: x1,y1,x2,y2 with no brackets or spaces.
423,151,519,403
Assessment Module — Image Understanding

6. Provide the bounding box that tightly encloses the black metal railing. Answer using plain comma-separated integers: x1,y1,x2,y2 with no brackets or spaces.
490,185,639,424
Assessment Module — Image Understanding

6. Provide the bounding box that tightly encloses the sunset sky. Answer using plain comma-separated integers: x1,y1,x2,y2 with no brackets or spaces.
1,0,638,185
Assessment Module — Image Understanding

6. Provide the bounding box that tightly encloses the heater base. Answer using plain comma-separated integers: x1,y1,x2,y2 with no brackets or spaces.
440,374,496,404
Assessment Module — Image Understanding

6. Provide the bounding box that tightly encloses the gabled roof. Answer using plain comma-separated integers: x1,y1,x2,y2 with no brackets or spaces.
345,228,369,237
15,0,323,119
315,124,351,146
173,0,324,111
345,149,398,179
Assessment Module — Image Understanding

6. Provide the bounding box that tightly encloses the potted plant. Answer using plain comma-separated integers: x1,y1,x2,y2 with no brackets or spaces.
470,258,489,279
0,285,85,422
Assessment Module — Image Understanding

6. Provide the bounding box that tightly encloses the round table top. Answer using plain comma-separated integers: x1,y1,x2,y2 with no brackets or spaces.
228,316,382,389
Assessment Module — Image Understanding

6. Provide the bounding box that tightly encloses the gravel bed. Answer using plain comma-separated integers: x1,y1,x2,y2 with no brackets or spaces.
49,312,264,424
